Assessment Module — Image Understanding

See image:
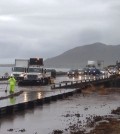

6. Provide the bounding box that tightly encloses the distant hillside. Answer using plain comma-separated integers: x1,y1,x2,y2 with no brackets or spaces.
44,42,120,68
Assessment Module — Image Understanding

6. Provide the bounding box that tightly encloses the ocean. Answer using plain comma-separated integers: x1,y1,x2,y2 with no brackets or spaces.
0,67,12,77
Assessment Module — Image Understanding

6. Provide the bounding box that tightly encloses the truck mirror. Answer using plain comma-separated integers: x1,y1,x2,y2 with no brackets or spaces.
44,69,46,74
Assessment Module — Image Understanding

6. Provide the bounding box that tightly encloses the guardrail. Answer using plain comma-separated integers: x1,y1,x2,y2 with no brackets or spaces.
51,75,111,89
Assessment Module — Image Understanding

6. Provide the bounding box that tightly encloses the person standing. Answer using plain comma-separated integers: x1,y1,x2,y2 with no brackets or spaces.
8,76,16,93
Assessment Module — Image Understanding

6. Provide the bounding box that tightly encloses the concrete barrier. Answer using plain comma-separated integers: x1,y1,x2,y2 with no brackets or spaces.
44,97,51,103
51,95,57,101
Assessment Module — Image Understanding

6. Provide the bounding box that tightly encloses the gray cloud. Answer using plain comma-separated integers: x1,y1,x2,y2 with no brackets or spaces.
0,0,120,62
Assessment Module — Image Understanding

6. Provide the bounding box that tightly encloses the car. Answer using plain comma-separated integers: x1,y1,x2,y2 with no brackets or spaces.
89,68,101,75
100,69,108,75
83,67,101,75
78,69,84,75
67,69,79,77
108,68,118,74
83,68,90,75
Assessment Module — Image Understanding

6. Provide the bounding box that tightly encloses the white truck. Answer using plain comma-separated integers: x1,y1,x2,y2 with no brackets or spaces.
12,59,29,80
26,58,51,81
87,60,96,67
12,58,52,86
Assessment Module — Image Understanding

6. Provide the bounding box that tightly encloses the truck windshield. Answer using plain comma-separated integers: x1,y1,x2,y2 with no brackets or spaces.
28,68,42,73
13,67,25,72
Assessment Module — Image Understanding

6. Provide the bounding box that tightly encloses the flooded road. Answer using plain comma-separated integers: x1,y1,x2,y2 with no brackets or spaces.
0,75,118,134
0,90,120,134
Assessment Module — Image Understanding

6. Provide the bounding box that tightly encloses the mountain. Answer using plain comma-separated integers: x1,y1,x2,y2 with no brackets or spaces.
44,42,120,68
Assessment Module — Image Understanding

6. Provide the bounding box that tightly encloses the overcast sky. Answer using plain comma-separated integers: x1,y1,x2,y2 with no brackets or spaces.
0,0,120,63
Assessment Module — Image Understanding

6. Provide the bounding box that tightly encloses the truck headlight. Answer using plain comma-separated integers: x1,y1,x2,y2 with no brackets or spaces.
20,74,24,77
24,75,27,79
38,74,42,79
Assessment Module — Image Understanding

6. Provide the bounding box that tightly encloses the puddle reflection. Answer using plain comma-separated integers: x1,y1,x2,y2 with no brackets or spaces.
9,97,16,105
37,92,42,99
23,92,28,102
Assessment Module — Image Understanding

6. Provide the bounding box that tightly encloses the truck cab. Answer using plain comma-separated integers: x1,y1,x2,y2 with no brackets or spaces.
12,67,26,80
11,59,29,80
26,67,44,80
